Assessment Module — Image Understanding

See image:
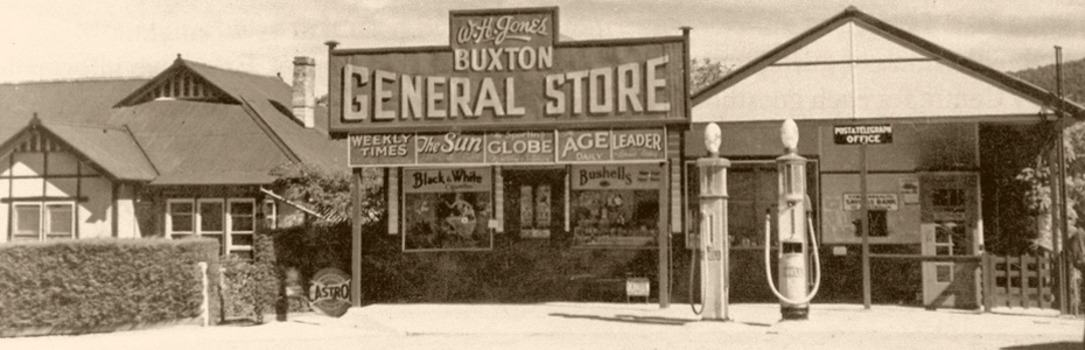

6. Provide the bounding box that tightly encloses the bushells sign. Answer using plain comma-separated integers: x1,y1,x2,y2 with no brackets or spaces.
309,268,351,317
328,7,688,135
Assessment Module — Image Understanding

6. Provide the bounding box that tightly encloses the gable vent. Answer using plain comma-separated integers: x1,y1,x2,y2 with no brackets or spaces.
134,70,230,104
15,130,63,152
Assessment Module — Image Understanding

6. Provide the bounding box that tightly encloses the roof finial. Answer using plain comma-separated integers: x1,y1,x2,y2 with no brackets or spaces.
176,53,182,61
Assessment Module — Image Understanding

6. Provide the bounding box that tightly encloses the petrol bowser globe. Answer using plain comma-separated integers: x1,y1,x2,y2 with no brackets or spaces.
705,122,722,156
764,118,821,320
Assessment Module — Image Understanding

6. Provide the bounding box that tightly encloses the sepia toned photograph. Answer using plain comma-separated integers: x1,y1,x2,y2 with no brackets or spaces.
1,1,1084,349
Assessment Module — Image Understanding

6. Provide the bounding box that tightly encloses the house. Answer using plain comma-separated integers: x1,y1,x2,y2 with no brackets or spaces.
0,56,345,259
689,6,1085,309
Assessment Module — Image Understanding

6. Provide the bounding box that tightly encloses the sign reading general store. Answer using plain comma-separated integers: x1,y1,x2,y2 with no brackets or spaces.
329,7,687,135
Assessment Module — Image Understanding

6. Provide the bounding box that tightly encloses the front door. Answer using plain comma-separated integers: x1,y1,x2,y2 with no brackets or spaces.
503,168,566,239
920,173,980,309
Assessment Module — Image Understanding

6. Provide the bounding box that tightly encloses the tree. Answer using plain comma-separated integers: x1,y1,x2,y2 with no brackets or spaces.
690,58,734,93
268,163,383,226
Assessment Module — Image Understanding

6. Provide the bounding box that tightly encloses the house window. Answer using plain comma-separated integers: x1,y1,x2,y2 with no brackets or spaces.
262,199,277,230
167,200,195,239
45,204,74,240
13,204,42,241
198,199,225,250
167,197,255,259
12,202,74,241
228,199,256,260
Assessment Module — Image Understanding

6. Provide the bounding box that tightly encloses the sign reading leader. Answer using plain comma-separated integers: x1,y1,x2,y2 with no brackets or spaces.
833,124,892,145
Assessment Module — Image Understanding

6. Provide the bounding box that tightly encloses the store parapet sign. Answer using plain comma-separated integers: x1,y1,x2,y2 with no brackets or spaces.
843,193,899,211
348,134,414,166
328,7,686,135
404,168,492,193
572,164,663,190
416,132,485,164
309,268,351,317
558,129,665,163
485,131,554,163
349,128,665,167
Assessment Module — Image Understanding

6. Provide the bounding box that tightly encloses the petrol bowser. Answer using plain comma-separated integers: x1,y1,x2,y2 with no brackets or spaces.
692,122,731,321
763,119,821,320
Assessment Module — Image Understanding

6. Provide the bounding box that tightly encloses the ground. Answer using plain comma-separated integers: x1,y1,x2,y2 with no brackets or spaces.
2,303,1081,350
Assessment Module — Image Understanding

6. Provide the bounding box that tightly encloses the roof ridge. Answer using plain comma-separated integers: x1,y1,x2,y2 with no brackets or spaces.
0,77,149,86
38,119,129,131
180,58,283,82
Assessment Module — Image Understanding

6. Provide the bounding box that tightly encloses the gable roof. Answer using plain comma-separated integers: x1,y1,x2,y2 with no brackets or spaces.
691,6,1085,121
0,79,146,145
0,118,157,181
1,57,346,187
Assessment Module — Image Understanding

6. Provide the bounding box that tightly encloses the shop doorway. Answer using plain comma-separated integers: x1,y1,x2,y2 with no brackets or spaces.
920,172,981,308
503,167,566,240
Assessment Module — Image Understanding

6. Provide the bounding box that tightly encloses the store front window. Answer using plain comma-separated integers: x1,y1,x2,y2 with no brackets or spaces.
403,167,493,251
571,164,663,247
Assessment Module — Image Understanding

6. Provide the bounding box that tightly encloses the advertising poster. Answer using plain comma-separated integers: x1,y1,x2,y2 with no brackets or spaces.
403,168,493,251
843,193,899,211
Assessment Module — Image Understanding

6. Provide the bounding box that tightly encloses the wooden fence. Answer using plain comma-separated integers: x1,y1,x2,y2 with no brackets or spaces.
982,254,1055,311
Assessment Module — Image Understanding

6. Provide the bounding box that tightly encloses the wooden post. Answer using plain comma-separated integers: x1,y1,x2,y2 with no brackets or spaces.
350,169,363,307
198,262,209,327
860,143,871,310
982,255,992,312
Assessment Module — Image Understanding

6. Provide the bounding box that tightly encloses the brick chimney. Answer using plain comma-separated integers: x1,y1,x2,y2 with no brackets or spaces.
291,56,316,128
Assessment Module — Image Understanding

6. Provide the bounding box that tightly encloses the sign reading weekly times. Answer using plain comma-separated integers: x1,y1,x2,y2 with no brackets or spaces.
328,7,688,135
349,128,666,167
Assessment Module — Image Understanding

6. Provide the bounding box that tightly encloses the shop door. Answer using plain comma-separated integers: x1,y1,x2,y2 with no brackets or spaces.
919,173,980,308
503,168,566,239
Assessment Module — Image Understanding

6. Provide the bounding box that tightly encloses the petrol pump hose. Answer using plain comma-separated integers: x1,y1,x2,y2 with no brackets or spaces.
689,247,703,315
763,213,822,305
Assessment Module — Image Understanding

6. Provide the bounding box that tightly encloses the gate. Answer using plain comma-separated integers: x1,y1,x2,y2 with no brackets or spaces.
982,254,1056,311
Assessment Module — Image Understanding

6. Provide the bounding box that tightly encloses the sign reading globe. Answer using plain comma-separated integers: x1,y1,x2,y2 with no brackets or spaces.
704,122,722,156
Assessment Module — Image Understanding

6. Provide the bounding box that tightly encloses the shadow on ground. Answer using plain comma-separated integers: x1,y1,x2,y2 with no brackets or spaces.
1001,342,1081,350
549,313,694,326
548,313,774,327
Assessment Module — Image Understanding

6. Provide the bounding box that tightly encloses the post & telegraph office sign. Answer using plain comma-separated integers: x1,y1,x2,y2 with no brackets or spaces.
328,7,688,135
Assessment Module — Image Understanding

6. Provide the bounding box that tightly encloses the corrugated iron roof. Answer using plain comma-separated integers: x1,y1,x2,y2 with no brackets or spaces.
0,79,146,145
691,6,1085,120
39,120,157,181
1,58,346,186
110,100,292,185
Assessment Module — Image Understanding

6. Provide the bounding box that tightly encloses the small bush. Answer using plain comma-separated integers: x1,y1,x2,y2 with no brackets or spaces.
220,257,277,323
0,238,220,337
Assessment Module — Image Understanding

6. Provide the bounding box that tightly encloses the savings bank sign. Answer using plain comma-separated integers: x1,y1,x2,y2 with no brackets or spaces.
328,7,688,136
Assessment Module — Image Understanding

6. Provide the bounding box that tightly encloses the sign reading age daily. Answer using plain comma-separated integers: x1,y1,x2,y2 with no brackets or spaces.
834,124,893,145
558,129,665,163
328,7,686,135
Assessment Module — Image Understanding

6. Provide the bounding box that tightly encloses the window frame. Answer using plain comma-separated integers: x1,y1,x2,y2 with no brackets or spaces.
11,201,75,241
227,198,256,258
12,203,43,241
166,199,196,238
44,202,75,240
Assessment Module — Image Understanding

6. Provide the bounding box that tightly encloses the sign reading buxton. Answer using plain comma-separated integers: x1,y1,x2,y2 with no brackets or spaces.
331,6,688,156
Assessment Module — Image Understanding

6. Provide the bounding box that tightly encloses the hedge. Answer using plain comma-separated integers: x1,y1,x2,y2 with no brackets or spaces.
0,238,220,337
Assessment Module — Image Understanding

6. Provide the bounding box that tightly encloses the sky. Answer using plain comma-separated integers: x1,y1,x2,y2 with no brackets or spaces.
2,0,1083,96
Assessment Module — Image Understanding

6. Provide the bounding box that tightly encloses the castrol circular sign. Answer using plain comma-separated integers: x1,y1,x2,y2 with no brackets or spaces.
308,268,351,317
